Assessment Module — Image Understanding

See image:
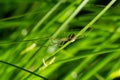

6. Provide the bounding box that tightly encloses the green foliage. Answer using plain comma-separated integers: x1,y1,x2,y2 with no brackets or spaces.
0,0,120,80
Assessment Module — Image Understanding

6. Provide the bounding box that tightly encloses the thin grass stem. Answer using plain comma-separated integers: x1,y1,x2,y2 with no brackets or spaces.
0,60,48,80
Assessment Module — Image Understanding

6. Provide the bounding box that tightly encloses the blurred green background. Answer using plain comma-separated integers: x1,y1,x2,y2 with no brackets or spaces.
0,0,120,80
